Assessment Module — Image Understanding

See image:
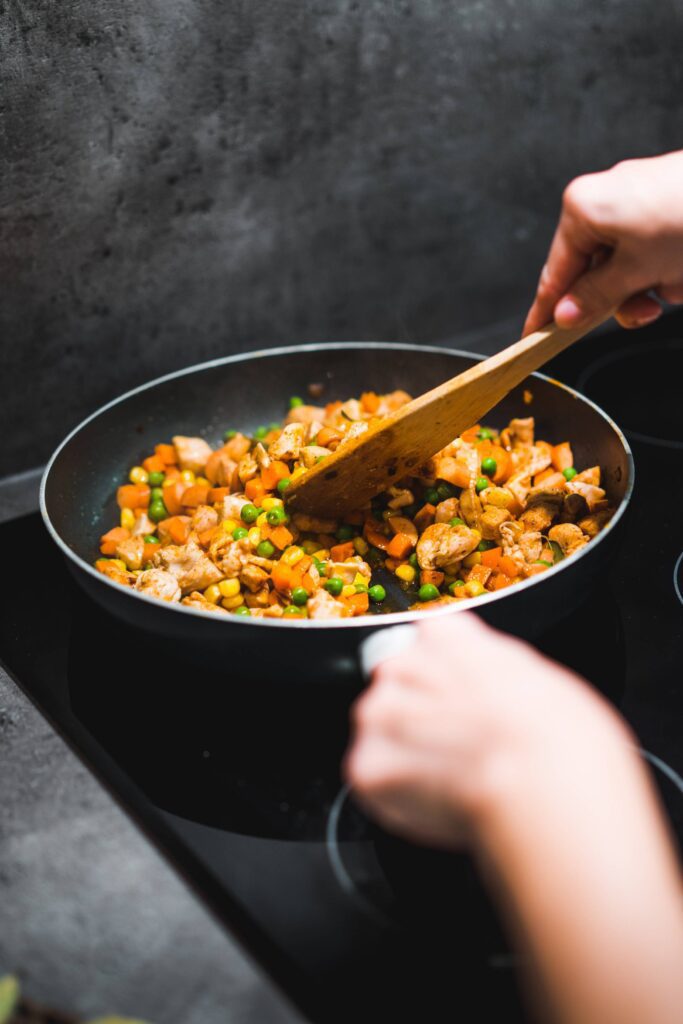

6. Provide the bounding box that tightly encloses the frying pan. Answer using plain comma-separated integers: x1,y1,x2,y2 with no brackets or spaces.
40,343,634,684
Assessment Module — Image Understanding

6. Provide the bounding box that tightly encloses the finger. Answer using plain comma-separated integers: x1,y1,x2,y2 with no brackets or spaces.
656,283,683,305
615,292,663,329
553,251,645,329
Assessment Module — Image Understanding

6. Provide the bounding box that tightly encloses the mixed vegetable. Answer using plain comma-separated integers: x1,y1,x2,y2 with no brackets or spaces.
94,390,614,620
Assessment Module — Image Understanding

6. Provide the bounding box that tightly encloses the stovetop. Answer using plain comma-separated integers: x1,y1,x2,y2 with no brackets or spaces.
1,317,683,1023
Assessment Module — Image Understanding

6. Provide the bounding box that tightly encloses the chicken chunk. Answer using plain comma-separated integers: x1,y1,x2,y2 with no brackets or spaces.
205,447,238,487
284,404,326,426
191,504,219,535
131,511,155,537
301,445,333,468
326,559,372,584
208,535,253,578
97,561,136,587
135,568,181,602
387,486,415,510
480,505,513,543
115,535,145,570
269,422,306,461
416,523,479,570
507,417,535,447
308,588,352,619
252,442,270,470
387,516,418,543
221,494,250,521
292,512,339,534
577,509,613,538
223,432,252,461
434,497,460,524
520,488,564,532
237,452,259,484
153,537,223,594
239,562,271,593
548,523,589,557
459,486,482,530
172,436,213,474
181,591,229,613
567,479,606,511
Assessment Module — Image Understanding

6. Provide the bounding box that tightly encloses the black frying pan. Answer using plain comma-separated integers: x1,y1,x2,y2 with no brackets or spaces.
40,343,633,683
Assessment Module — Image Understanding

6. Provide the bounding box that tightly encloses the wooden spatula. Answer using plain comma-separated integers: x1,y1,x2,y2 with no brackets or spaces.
285,316,609,517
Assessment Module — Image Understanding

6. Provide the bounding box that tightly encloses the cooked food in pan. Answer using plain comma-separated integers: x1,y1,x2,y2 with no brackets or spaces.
95,391,614,620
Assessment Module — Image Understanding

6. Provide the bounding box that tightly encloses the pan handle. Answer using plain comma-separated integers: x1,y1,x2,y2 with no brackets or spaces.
359,624,419,681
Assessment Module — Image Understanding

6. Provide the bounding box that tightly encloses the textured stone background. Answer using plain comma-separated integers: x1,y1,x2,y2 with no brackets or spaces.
1,0,682,474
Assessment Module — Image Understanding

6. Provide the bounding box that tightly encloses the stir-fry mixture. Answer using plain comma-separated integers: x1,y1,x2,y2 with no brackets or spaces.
95,391,614,619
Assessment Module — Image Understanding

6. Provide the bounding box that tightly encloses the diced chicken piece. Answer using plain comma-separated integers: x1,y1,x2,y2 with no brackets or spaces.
268,422,306,461
505,471,531,508
305,420,324,443
548,523,589,557
153,537,223,594
172,436,213,474
115,535,145,570
135,568,182,602
560,491,589,523
339,398,363,421
223,432,252,461
477,486,516,511
339,421,369,444
387,516,418,543
377,390,412,413
387,486,415,510
500,522,542,570
221,494,250,521
252,442,270,470
507,417,535,447
239,563,270,593
284,404,326,426
567,479,607,511
480,505,513,543
459,487,482,529
529,472,567,495
244,586,271,608
517,444,553,479
131,511,155,537
261,603,285,618
575,466,601,486
205,447,238,487
308,588,352,619
97,561,136,587
157,515,191,544
416,523,479,570
292,512,339,534
327,560,372,584
578,509,613,538
191,504,219,535
520,488,564,532
208,535,253,578
519,530,543,564
434,497,460,523
301,445,333,468
237,452,259,484
181,591,229,613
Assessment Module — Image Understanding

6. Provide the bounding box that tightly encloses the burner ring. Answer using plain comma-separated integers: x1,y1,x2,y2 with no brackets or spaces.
674,552,683,608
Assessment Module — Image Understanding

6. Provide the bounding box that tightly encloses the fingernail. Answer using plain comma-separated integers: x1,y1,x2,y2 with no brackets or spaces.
554,296,585,327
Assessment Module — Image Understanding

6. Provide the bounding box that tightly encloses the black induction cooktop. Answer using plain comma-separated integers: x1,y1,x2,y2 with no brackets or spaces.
1,318,682,1023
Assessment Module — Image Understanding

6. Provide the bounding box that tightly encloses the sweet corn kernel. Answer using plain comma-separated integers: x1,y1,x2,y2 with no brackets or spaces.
302,539,320,554
395,564,416,583
109,559,127,571
132,569,143,576
353,572,368,586
120,507,136,531
312,549,330,561
341,584,356,598
129,465,149,485
465,580,486,598
353,537,369,556
247,527,261,547
203,584,222,604
222,593,244,610
469,529,482,544
256,512,268,527
195,476,210,488
180,469,196,484
262,496,283,511
290,465,307,480
463,552,482,568
218,579,241,598
282,545,304,566
222,518,238,534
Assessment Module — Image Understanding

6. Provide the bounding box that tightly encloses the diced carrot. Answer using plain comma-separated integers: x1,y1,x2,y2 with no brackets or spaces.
301,572,317,593
435,457,471,490
163,516,191,545
116,484,150,510
533,471,567,491
386,533,415,560
95,558,113,573
364,524,390,551
143,541,160,562
155,443,177,465
343,592,370,616
197,527,218,547
181,483,211,508
316,426,342,449
208,487,231,504
498,555,519,578
420,569,444,587
489,572,512,591
330,541,355,562
534,467,555,484
245,477,266,504
270,525,294,549
525,563,549,577
477,442,512,484
413,503,436,532
162,479,186,516
536,440,554,460
460,424,482,444
163,465,181,480
99,526,131,555
467,564,492,586
360,391,380,413
271,563,294,593
260,460,290,491
481,546,502,569
143,454,166,475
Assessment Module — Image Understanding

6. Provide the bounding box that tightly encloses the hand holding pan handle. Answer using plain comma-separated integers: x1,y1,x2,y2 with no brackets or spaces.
358,623,419,680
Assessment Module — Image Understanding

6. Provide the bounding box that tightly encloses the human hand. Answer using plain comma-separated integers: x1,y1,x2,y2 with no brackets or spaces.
344,612,625,849
524,150,683,335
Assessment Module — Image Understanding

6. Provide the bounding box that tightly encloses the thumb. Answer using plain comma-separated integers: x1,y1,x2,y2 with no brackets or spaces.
554,253,644,329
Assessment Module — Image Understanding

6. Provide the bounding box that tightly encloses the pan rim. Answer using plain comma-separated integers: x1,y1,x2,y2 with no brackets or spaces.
40,341,635,631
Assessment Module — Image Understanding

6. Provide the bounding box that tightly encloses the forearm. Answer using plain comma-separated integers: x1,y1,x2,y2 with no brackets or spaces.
473,710,683,1024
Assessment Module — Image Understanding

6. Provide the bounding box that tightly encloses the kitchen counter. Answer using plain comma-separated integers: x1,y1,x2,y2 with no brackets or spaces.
0,470,304,1024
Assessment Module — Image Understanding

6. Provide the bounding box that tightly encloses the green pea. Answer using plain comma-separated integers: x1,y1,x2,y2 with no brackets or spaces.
436,482,455,501
449,580,466,593
148,500,168,523
277,477,291,494
408,552,419,568
563,467,577,481
355,583,369,594
150,486,164,502
418,583,440,602
291,586,309,606
336,525,355,542
313,559,327,575
477,539,496,552
223,429,237,441
481,457,497,477
240,503,260,524
424,487,440,505
256,540,275,559
324,577,344,597
269,422,281,432
283,604,305,617
266,506,287,526
475,477,489,494
368,584,386,603
449,517,464,527
289,396,304,408
477,428,494,441
253,425,268,440
147,471,165,487
232,526,249,540
533,559,553,567
143,534,160,544
234,605,251,616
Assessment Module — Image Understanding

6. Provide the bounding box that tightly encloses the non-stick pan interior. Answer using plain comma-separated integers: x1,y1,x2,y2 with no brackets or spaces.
44,343,631,567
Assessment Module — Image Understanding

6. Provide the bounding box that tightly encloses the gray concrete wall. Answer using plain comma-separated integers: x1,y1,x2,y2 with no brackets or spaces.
1,0,682,475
